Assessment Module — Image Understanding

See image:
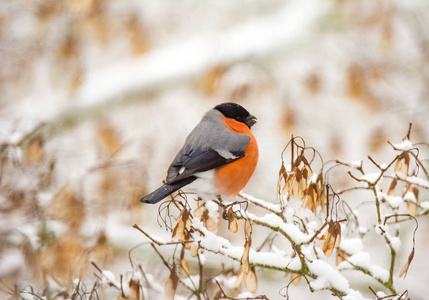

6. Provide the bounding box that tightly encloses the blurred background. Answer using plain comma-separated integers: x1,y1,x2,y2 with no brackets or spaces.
1,0,429,299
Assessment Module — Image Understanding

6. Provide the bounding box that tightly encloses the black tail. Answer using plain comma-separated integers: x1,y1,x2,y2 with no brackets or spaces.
140,176,197,204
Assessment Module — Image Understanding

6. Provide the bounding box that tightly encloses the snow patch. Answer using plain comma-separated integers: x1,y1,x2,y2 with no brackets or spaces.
392,140,413,151
308,260,349,292
359,172,381,184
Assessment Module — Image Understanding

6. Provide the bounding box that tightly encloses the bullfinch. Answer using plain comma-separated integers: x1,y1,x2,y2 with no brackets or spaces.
140,102,258,204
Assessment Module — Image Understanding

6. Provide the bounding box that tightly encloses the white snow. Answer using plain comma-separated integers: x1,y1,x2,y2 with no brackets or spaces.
392,140,413,151
101,270,120,288
406,176,429,189
359,172,381,184
339,252,389,282
350,160,362,168
376,291,387,297
380,193,403,209
420,201,429,209
245,211,311,244
205,200,220,223
343,289,372,300
122,271,143,297
192,219,301,270
239,192,282,213
308,260,349,292
386,234,402,252
403,191,417,203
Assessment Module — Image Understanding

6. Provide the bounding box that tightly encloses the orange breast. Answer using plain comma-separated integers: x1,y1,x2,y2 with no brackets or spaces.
214,116,259,199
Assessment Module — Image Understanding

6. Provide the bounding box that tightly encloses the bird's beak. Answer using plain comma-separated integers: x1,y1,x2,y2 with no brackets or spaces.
245,115,257,128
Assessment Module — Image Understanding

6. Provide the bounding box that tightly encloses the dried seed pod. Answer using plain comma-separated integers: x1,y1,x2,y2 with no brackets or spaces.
281,173,293,196
189,243,198,257
126,274,141,300
240,237,252,274
394,152,410,178
302,185,317,213
26,137,45,164
227,207,238,233
244,266,258,293
180,257,190,278
399,248,415,279
172,209,191,242
336,249,348,266
406,186,419,216
164,265,179,300
298,169,308,194
193,204,206,218
387,179,397,196
319,220,341,256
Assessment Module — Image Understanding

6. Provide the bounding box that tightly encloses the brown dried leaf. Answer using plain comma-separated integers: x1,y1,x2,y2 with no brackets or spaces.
240,236,252,275
127,275,141,300
227,207,238,233
280,174,292,196
205,216,218,233
25,137,44,164
180,257,190,278
91,231,112,266
193,204,206,218
411,186,419,202
298,170,307,193
37,1,60,22
394,152,410,178
311,184,320,207
281,105,297,132
302,188,316,214
318,220,341,256
292,168,305,200
172,218,185,241
96,123,122,159
346,64,366,101
279,163,288,181
200,65,228,96
405,186,419,215
39,231,87,286
126,13,150,55
290,273,301,286
305,72,321,95
336,249,348,266
172,209,190,242
48,186,85,229
164,265,179,300
244,266,258,293
387,179,397,196
399,248,414,278
407,202,418,216
278,164,288,195
189,243,198,257
291,178,299,198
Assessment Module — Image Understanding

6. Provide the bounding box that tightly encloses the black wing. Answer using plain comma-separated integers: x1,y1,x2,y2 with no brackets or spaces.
166,147,245,184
